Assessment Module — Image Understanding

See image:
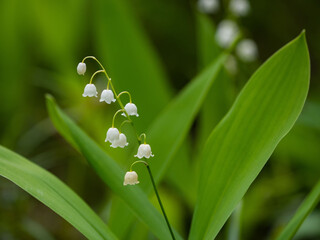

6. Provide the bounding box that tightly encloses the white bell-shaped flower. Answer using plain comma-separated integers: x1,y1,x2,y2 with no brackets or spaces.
134,144,154,159
197,0,219,14
110,133,129,148
236,39,258,62
122,103,139,117
229,0,250,17
105,127,120,143
77,62,86,75
123,171,139,186
82,84,98,97
215,20,239,48
100,89,116,104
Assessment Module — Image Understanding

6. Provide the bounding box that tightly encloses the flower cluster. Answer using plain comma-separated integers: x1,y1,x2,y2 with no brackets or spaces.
197,0,258,75
77,57,154,186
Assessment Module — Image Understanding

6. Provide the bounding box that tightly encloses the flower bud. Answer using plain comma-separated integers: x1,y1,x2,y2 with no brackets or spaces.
122,103,139,117
77,62,86,75
197,0,219,14
82,84,98,97
105,127,120,143
100,89,116,104
123,171,139,186
229,0,250,17
215,20,239,48
134,144,154,159
236,39,258,62
110,133,129,148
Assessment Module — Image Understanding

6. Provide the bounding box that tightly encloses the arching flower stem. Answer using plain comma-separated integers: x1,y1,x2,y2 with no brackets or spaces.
130,160,176,240
117,91,132,103
82,56,141,142
112,109,125,128
89,70,105,84
139,133,147,144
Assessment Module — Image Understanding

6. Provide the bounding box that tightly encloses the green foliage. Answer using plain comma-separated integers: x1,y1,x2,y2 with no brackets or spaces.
94,0,172,130
108,53,227,237
277,180,320,240
0,145,117,240
46,95,183,240
189,32,310,240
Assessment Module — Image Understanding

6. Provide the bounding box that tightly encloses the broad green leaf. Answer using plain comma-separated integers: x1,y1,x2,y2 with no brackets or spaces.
189,32,310,240
276,180,320,240
0,145,117,240
94,0,172,130
46,95,183,240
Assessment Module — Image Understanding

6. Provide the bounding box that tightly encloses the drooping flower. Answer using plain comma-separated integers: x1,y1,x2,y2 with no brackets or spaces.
236,39,258,62
134,144,154,159
110,133,129,148
229,0,250,17
122,103,139,117
100,89,116,104
77,62,86,75
123,171,139,186
82,84,98,97
105,127,120,143
215,20,239,48
197,0,219,14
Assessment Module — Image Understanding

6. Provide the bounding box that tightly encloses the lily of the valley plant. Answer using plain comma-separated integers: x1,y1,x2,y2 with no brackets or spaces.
77,56,175,239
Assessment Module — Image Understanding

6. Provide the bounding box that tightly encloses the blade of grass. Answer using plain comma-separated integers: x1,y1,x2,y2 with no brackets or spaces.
276,180,320,240
0,145,117,240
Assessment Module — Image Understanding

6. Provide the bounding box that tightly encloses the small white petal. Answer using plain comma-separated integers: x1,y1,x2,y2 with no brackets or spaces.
124,103,139,117
110,133,129,148
134,144,154,159
100,89,116,104
77,62,86,75
198,0,219,13
82,84,98,97
229,0,250,17
123,171,139,186
215,20,239,48
236,39,258,62
105,127,120,143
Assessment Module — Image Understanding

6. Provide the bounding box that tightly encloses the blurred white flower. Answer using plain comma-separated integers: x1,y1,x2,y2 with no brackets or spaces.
110,133,129,148
77,62,86,75
236,39,258,62
215,20,239,48
134,144,154,159
122,103,139,117
100,89,116,104
105,127,120,143
198,0,219,14
224,55,238,75
123,171,139,186
229,0,250,17
82,84,98,97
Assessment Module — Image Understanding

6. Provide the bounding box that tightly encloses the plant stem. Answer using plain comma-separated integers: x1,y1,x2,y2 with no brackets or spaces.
146,165,175,240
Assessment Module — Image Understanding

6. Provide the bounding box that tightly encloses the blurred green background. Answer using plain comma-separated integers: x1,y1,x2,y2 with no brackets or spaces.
0,0,319,239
